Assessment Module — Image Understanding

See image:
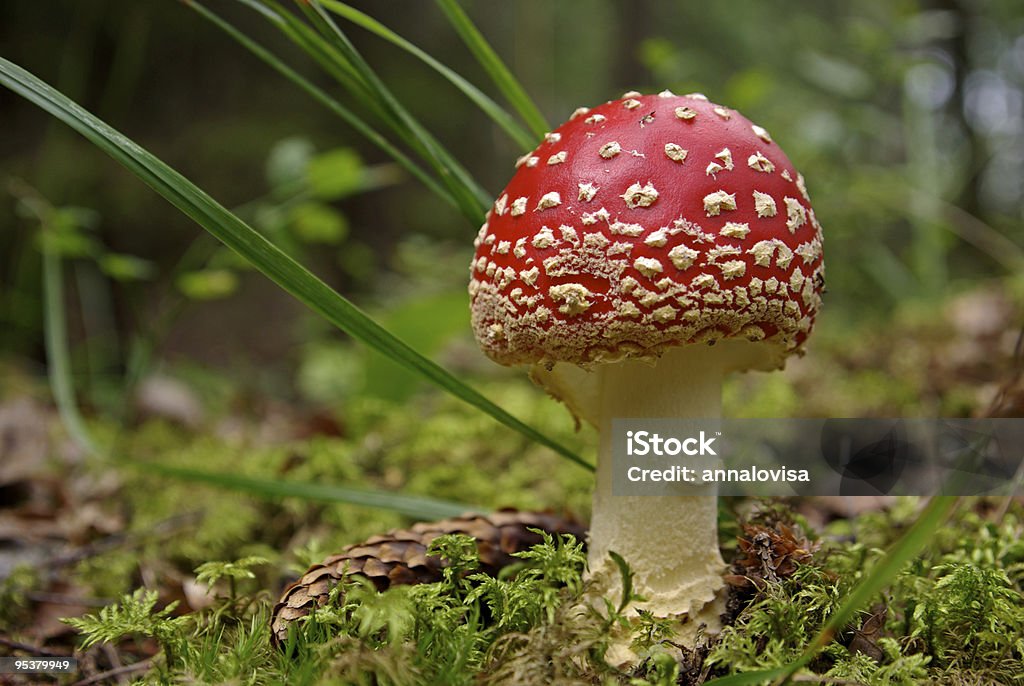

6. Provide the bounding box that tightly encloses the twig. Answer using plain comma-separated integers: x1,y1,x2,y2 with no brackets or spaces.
0,636,66,657
46,511,203,569
790,676,868,686
70,658,152,686
26,592,114,607
907,188,1024,271
985,322,1024,418
100,644,123,683
993,457,1024,523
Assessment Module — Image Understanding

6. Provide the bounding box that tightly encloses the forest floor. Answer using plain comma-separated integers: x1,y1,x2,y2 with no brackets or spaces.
1,278,1022,684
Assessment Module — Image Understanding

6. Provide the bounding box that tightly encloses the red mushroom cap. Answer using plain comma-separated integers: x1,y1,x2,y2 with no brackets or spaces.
469,91,825,368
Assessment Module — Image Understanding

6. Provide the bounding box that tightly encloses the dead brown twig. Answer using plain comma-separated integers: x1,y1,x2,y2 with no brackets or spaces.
70,658,153,686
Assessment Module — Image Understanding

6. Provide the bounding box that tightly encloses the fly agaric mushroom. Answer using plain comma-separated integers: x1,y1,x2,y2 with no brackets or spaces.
468,91,824,633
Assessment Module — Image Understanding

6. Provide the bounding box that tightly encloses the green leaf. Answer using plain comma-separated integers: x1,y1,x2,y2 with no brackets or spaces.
360,290,469,402
0,55,590,472
52,206,101,232
434,0,549,138
62,589,185,649
289,202,349,244
141,462,475,521
99,252,156,281
37,229,99,258
32,204,102,258
319,0,536,151
307,147,363,199
607,550,635,615
195,556,270,585
176,269,240,301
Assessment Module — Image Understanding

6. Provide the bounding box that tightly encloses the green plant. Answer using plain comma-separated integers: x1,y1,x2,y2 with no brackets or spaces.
195,555,270,607
63,588,190,668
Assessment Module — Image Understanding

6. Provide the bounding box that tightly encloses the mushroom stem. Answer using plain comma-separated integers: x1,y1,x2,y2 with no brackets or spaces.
588,345,726,623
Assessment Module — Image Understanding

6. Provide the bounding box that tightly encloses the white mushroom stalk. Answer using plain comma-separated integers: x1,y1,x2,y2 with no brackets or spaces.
587,345,726,621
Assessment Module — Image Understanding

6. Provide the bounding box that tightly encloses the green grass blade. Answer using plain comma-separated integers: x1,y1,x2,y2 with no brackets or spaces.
235,0,368,96
236,0,430,162
40,219,101,457
29,182,471,521
0,56,591,472
187,0,459,215
239,0,489,223
318,0,536,151
234,0,420,154
295,0,492,217
434,0,549,138
26,143,481,523
141,463,475,520
702,496,959,686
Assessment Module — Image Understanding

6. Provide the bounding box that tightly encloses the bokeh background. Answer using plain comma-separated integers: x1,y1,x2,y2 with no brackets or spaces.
1,0,1022,441
1,3,1023,673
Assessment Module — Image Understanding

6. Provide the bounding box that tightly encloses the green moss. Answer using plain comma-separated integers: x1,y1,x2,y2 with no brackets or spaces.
708,502,1024,685
0,564,37,632
55,499,1024,685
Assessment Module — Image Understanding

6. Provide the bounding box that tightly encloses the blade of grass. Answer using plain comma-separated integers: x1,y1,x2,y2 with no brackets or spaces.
234,0,434,164
318,0,536,151
239,0,487,221
702,496,960,686
38,207,101,457
142,463,474,520
294,0,492,216
239,0,488,222
234,0,369,97
0,56,591,471
434,0,549,138
187,0,459,216
233,0,430,160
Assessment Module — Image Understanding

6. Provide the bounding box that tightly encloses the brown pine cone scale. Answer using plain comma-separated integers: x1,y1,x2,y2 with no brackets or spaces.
270,509,587,646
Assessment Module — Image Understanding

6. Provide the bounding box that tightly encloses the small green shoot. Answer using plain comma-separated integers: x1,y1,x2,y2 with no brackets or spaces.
608,549,638,615
195,555,270,606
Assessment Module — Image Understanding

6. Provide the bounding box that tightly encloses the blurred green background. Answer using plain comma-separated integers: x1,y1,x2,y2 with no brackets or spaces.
1,0,1022,417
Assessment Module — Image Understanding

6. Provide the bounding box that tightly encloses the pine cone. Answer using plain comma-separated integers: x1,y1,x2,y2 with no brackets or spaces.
270,509,587,646
724,522,817,590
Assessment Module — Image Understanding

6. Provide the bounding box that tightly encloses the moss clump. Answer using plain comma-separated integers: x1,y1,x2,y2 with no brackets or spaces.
708,502,1024,685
